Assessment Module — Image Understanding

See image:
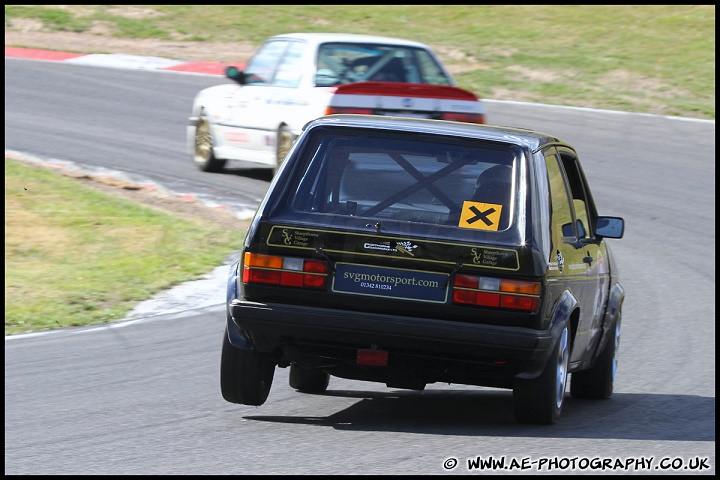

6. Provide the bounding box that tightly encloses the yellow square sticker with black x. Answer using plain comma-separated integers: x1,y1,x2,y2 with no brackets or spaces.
458,201,503,231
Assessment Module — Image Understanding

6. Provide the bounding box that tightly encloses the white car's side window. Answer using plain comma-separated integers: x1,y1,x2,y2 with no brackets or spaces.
272,41,306,88
245,40,288,85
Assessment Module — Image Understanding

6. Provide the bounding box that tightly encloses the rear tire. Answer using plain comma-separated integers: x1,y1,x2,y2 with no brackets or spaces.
275,125,294,175
571,310,621,399
220,328,275,406
513,323,570,424
289,365,330,393
194,114,226,173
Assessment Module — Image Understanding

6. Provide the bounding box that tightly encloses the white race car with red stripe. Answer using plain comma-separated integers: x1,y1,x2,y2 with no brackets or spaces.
187,32,486,174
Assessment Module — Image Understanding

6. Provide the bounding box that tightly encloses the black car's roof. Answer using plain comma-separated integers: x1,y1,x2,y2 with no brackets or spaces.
305,115,565,153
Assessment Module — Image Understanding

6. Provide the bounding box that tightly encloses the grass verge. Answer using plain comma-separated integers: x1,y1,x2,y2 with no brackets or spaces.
4,158,245,336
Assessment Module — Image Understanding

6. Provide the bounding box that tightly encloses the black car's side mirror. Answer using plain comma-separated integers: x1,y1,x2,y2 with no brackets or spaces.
595,216,625,239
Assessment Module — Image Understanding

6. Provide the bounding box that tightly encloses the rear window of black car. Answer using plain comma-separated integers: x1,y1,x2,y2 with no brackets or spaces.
289,127,519,232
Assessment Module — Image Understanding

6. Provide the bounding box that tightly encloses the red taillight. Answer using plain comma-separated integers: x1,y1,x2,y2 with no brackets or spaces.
453,274,479,288
500,295,537,311
280,271,304,287
325,106,375,115
475,292,502,307
452,274,540,312
243,268,280,285
440,112,486,124
357,349,389,366
242,252,328,289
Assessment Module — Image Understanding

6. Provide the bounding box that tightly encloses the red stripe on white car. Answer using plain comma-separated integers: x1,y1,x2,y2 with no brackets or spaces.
329,81,480,101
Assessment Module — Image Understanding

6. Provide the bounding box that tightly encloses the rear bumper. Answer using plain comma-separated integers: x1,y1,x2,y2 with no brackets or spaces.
229,299,556,387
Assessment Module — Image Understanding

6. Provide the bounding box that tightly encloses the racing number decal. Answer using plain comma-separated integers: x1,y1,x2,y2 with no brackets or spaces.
458,201,503,231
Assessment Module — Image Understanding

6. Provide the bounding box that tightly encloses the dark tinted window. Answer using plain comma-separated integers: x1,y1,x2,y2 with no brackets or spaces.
290,128,517,231
558,151,596,238
544,149,573,238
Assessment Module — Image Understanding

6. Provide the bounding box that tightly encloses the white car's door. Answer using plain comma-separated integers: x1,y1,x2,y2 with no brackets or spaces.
219,39,290,159
240,40,308,151
221,40,316,164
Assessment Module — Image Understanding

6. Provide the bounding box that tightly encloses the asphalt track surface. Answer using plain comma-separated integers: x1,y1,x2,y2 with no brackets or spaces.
4,46,716,475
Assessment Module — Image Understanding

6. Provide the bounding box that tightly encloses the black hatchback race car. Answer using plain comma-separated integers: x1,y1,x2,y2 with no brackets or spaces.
222,114,625,424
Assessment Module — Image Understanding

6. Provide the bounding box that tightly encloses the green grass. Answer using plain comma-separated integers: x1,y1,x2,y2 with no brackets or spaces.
4,5,715,119
4,159,245,335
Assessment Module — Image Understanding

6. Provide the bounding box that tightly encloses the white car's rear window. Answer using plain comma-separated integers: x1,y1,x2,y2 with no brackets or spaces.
316,43,453,86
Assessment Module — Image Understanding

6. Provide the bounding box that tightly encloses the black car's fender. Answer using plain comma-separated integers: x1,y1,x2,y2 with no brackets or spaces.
515,289,578,380
225,260,255,350
594,282,624,357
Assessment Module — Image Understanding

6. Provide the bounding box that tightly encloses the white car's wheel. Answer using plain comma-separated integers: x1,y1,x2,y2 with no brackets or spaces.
275,125,294,175
194,114,226,173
